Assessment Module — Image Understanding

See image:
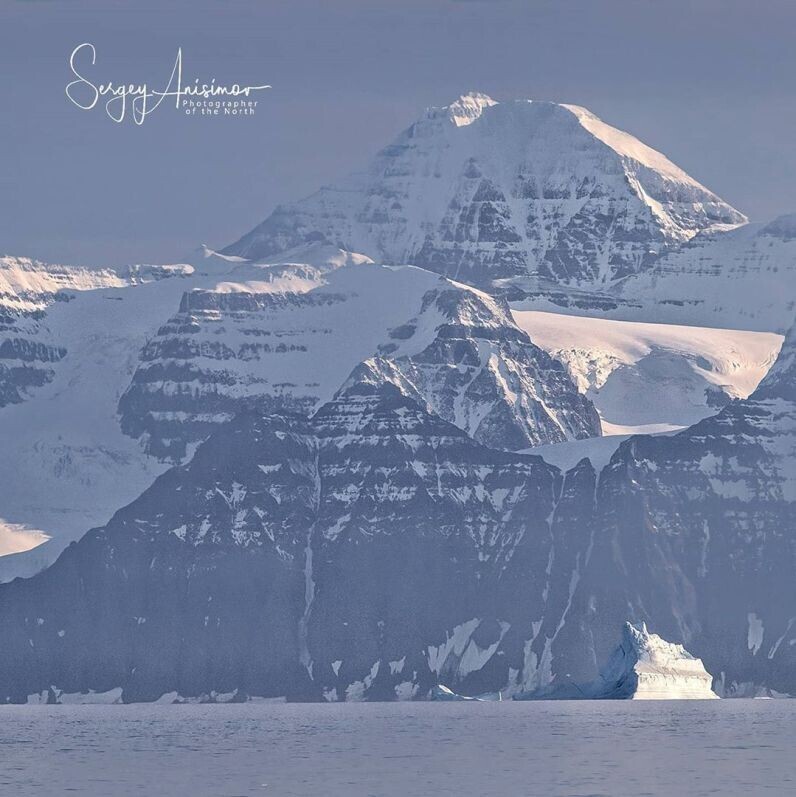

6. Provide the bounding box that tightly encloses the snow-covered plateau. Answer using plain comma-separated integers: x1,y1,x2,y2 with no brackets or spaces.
511,310,783,434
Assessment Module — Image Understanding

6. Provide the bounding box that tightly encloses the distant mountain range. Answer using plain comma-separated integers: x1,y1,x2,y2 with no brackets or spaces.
0,244,599,575
0,94,793,702
223,93,794,331
1,317,793,703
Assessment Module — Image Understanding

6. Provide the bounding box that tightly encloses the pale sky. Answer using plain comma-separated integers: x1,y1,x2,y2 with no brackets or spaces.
3,0,796,266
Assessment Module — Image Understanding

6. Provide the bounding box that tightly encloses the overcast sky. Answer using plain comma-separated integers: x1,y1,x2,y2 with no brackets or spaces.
3,0,796,266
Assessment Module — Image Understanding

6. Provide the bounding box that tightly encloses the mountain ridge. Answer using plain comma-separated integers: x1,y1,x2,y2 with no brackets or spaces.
223,93,745,292
0,317,793,702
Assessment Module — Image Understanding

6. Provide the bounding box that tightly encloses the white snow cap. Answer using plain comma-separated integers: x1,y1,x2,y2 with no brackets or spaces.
562,103,706,187
433,92,740,196
445,92,498,127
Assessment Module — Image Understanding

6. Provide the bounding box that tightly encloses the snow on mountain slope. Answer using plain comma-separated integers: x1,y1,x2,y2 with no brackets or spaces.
342,285,600,450
511,310,783,434
0,255,131,304
610,215,796,333
1,318,793,702
0,522,49,558
1,256,125,408
0,268,199,569
0,255,194,408
0,249,598,573
223,93,744,291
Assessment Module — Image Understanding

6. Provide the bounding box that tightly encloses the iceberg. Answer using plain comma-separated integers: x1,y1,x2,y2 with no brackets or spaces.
593,623,719,700
431,684,502,702
516,623,719,700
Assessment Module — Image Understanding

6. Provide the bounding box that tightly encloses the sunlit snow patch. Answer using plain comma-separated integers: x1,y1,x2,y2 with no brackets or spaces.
0,521,50,557
511,311,783,434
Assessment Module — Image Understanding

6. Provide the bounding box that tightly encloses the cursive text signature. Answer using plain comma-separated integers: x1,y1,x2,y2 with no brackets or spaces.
65,43,271,125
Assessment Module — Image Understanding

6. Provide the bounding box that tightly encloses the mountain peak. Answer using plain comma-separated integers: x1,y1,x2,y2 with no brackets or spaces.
223,93,746,292
435,91,498,127
760,213,796,241
561,103,713,188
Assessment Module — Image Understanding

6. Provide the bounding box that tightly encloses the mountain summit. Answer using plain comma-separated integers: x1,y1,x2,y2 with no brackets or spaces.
224,93,745,292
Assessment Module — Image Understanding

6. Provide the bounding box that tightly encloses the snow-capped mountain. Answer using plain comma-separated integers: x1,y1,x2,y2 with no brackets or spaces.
223,93,745,293
518,214,796,333
0,247,597,574
338,284,600,450
119,257,599,461
0,95,791,702
1,317,793,702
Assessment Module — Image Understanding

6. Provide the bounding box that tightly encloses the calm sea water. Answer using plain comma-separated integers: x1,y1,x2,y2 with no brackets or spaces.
1,700,794,796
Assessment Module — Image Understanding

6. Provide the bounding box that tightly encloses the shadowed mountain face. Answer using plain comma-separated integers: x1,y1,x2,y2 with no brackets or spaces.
0,319,793,703
223,94,744,294
609,215,796,333
0,381,563,703
118,269,600,462
0,253,600,575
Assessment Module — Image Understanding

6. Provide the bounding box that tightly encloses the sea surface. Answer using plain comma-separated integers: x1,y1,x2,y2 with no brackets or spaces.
1,700,794,796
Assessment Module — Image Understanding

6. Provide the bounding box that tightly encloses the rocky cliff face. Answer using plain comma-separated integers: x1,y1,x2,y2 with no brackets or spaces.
0,377,564,703
118,261,599,460
0,319,793,702
607,215,796,333
223,94,744,294
341,284,600,450
0,249,598,570
0,256,127,407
